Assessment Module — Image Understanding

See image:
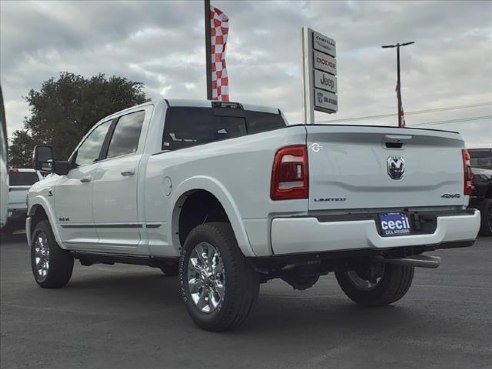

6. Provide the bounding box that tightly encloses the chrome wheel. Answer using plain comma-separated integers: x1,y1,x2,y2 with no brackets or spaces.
180,223,260,331
34,231,50,279
187,242,225,313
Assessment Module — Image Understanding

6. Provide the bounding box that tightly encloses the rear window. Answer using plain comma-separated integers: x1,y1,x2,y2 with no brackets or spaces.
245,111,286,134
469,149,492,170
9,172,39,186
162,107,285,151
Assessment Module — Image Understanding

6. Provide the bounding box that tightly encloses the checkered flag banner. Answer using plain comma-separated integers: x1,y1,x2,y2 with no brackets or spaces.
210,5,229,101
396,82,406,127
399,105,406,127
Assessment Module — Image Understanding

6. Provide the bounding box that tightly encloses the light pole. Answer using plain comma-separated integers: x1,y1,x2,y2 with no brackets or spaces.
382,41,414,127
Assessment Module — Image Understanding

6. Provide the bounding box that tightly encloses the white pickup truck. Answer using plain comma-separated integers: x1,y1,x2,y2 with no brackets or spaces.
27,99,480,331
6,168,43,231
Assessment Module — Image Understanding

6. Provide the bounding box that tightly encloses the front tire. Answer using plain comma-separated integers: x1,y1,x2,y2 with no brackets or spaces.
31,220,74,288
179,222,259,332
335,263,414,307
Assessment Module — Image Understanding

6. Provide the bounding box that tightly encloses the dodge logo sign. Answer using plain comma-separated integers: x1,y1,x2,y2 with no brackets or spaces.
387,156,405,180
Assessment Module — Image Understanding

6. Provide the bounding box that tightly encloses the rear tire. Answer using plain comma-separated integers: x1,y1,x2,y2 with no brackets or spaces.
179,222,259,332
335,263,414,307
479,198,492,236
31,220,74,288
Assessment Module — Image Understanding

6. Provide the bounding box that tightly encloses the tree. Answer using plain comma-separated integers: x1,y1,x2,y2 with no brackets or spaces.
9,72,148,167
8,130,36,168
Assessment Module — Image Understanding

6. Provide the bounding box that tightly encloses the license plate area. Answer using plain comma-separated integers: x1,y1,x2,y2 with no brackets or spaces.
378,212,411,236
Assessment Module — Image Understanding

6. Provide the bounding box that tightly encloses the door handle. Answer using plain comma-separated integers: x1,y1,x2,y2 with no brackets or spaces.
121,169,135,176
383,135,413,142
80,176,92,183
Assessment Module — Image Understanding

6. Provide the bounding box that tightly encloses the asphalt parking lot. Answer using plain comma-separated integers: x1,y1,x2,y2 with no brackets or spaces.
1,232,491,369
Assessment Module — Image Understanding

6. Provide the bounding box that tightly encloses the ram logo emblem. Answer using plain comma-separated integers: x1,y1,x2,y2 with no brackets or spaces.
387,156,405,180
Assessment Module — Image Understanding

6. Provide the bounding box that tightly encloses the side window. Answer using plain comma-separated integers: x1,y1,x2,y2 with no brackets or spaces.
106,111,145,159
75,120,112,167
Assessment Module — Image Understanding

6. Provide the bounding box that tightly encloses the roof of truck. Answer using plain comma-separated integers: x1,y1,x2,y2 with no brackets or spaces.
101,99,282,122
165,99,281,115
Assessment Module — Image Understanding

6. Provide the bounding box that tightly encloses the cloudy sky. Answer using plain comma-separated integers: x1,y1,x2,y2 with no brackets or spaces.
1,0,491,147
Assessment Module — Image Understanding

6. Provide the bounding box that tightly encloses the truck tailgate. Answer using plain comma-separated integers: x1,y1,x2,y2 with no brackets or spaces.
306,125,466,211
8,186,30,208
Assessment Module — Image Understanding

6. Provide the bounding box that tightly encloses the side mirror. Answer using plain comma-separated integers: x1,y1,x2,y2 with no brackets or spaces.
33,145,54,173
32,145,72,175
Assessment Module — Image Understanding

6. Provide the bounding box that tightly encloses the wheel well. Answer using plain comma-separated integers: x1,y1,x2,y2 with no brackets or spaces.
30,206,48,238
178,191,229,247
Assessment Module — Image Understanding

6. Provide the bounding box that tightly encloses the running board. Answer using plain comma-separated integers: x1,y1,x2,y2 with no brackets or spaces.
374,255,441,269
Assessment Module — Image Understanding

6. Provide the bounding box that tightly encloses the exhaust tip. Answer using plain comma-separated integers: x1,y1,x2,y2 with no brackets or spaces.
375,254,441,269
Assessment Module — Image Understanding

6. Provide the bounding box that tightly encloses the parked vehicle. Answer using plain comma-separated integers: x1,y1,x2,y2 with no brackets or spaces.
7,168,43,231
468,148,492,236
27,99,480,331
0,86,8,229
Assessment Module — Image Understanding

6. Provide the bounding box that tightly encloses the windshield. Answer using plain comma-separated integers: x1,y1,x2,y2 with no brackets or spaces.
9,171,39,186
469,149,492,170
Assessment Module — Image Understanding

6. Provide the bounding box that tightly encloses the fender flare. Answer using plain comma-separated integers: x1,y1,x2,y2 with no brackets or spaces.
27,196,64,248
169,176,255,257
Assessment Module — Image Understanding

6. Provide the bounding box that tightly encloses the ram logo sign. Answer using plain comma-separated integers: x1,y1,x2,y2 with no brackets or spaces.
387,156,405,180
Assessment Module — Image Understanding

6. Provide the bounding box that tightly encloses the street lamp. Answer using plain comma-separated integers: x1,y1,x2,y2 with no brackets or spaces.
382,41,415,127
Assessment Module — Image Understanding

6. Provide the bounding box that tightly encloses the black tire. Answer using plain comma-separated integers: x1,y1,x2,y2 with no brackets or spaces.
335,263,414,307
31,220,74,288
479,199,492,236
179,222,259,332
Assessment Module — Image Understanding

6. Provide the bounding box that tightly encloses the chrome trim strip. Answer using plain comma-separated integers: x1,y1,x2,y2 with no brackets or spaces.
61,224,143,229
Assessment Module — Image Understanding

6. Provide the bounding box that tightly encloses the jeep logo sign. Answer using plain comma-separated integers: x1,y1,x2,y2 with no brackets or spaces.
314,69,337,94
387,156,405,180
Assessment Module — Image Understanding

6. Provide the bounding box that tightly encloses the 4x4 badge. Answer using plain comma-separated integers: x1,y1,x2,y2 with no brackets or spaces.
387,156,405,180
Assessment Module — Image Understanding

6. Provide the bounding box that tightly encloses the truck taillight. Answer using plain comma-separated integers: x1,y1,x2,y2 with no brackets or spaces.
271,145,308,200
462,149,473,196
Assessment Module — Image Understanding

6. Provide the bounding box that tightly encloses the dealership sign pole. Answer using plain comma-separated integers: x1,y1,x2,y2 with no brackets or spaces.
302,27,337,124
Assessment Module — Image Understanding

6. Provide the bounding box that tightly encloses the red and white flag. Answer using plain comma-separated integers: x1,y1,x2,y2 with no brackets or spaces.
399,105,406,127
210,5,229,101
396,82,406,127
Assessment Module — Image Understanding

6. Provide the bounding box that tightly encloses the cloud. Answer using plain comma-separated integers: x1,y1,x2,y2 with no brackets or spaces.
1,0,491,148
